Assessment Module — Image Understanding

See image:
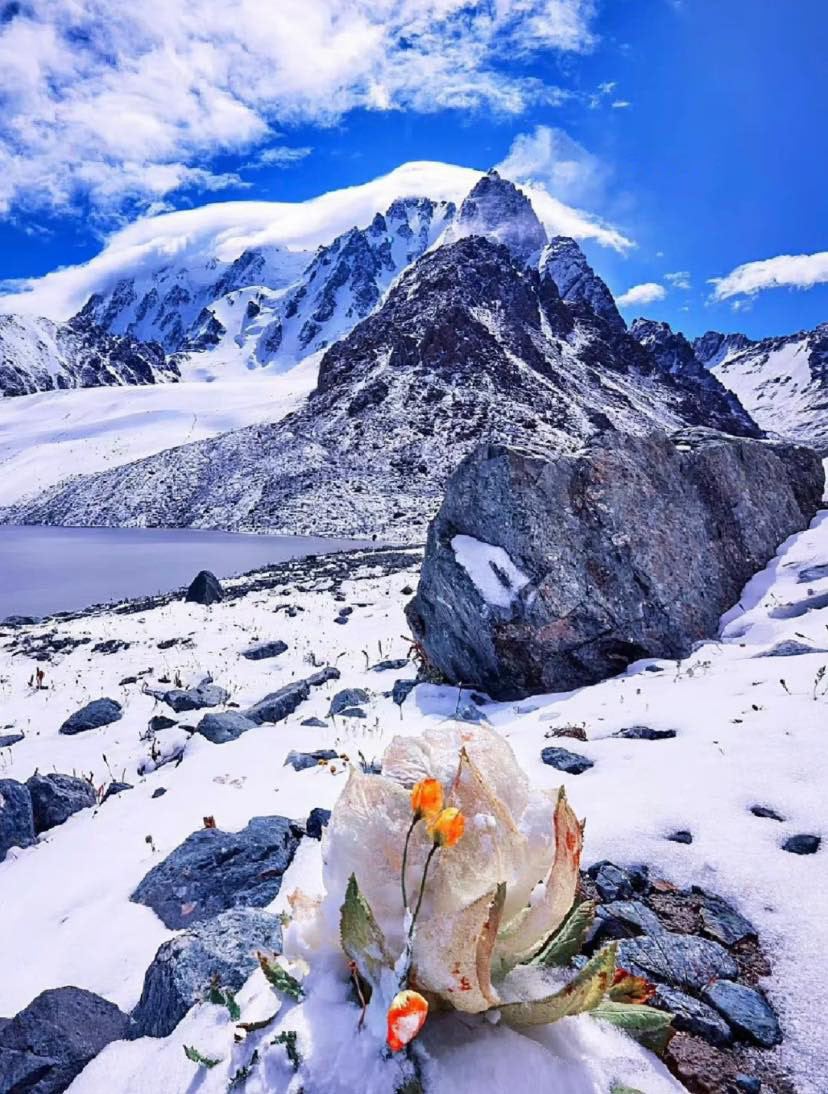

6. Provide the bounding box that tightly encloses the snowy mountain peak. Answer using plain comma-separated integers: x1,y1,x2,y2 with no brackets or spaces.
692,329,756,369
453,169,548,261
539,236,625,332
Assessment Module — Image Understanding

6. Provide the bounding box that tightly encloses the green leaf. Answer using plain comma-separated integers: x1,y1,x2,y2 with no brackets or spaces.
592,1001,675,1056
257,952,304,1000
272,1029,301,1072
498,942,617,1027
340,872,393,989
183,1044,221,1069
207,978,241,1020
224,991,241,1022
610,1085,647,1094
528,900,596,968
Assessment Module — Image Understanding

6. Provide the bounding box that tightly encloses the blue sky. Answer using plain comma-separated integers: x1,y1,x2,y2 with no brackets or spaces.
1,0,826,340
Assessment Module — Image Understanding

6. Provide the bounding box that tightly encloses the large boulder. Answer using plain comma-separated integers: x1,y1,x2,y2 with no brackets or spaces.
26,773,97,834
0,986,131,1094
131,908,282,1038
59,697,122,735
0,779,36,861
406,430,824,698
130,815,302,929
185,570,224,605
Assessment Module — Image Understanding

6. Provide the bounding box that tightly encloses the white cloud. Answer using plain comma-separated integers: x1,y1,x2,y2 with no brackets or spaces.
246,147,313,170
610,99,631,109
711,251,828,299
615,281,666,308
0,158,631,321
665,270,691,290
496,125,607,206
0,0,596,219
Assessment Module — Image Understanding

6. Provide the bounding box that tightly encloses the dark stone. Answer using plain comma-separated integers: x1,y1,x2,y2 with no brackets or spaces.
102,781,133,802
196,711,257,745
769,590,828,620
26,773,96,834
0,733,23,748
733,1076,761,1094
285,749,338,772
694,890,757,946
245,680,310,724
148,714,178,734
391,679,417,706
401,585,414,596
118,676,138,685
702,979,782,1047
750,804,784,822
160,681,229,713
782,833,820,855
540,747,594,775
0,779,36,861
370,658,409,672
242,639,288,661
1,614,41,627
59,697,122,735
590,862,633,902
92,638,130,655
756,639,828,657
151,787,167,799
306,807,332,840
652,984,733,1047
185,570,224,605
306,667,341,686
329,688,370,716
614,725,677,740
617,931,738,992
406,432,823,699
667,829,693,844
131,908,282,1038
130,815,301,929
798,562,828,583
0,986,131,1094
337,706,366,719
593,900,663,942
301,717,328,728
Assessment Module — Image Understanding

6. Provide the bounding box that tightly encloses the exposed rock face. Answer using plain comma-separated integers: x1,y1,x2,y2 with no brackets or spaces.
0,312,176,397
406,430,824,699
0,986,131,1094
0,779,36,861
26,773,96,834
540,236,625,332
692,330,755,369
450,169,547,261
131,908,282,1038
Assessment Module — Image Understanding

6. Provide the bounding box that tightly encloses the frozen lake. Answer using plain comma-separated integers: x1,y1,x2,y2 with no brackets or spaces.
0,525,369,619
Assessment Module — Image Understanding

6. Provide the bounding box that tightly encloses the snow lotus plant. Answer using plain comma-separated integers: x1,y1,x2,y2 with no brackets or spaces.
310,724,672,1070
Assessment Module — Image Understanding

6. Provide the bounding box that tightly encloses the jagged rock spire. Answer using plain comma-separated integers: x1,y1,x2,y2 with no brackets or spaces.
539,236,625,332
454,169,548,261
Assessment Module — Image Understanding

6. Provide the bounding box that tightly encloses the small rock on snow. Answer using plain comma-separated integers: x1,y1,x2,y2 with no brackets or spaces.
0,734,23,749
666,829,693,844
196,711,257,745
329,688,370,716
613,725,677,740
59,697,122,735
285,749,338,772
540,747,594,775
306,807,332,840
242,639,288,661
782,833,821,855
750,804,785,821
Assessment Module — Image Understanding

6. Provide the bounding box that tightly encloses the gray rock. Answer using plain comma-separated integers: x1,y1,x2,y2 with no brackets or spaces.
285,749,338,772
370,658,409,672
151,787,167,799
755,639,828,657
667,829,693,844
0,986,131,1094
185,570,224,605
406,432,824,699
702,979,782,1047
301,717,328,728
0,779,36,861
196,711,258,744
617,931,738,992
306,807,331,840
1,614,41,627
148,715,178,734
26,773,97,834
102,781,133,802
161,681,229,713
782,833,820,855
329,688,370,716
59,697,122,735
306,667,341,686
242,639,288,661
391,679,417,706
0,733,24,748
733,1076,761,1094
594,900,663,940
694,890,757,946
750,804,784,821
337,706,366,719
652,984,732,1047
131,908,282,1038
245,680,310,724
798,562,828,583
540,747,594,775
769,590,828,619
130,816,301,928
590,862,634,902
614,725,677,741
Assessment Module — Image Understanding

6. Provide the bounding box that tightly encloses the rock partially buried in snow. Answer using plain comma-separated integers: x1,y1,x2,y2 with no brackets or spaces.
406,430,824,698
0,778,36,861
184,570,224,605
130,907,283,1038
59,697,122,735
196,710,257,744
242,639,288,660
329,688,370,716
614,725,677,740
305,806,331,839
156,679,229,713
245,680,310,724
540,746,594,775
130,816,301,929
782,833,821,855
702,980,782,1047
0,986,131,1094
0,733,23,748
285,748,338,772
26,773,96,834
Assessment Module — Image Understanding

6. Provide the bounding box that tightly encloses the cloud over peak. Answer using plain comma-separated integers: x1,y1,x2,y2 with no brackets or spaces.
711,251,828,300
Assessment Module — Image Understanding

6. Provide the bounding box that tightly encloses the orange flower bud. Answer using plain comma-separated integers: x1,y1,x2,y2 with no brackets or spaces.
387,989,428,1052
411,778,443,820
429,806,465,847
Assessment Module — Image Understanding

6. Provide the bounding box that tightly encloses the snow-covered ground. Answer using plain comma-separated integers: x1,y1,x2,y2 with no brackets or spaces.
1,507,827,1091
0,358,318,507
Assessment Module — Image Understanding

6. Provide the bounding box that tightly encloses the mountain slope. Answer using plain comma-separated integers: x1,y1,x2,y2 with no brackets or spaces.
2,207,761,538
693,325,828,454
0,314,177,397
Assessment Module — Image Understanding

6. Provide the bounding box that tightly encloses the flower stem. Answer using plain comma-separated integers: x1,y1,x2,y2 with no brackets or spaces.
409,843,438,939
401,816,419,912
